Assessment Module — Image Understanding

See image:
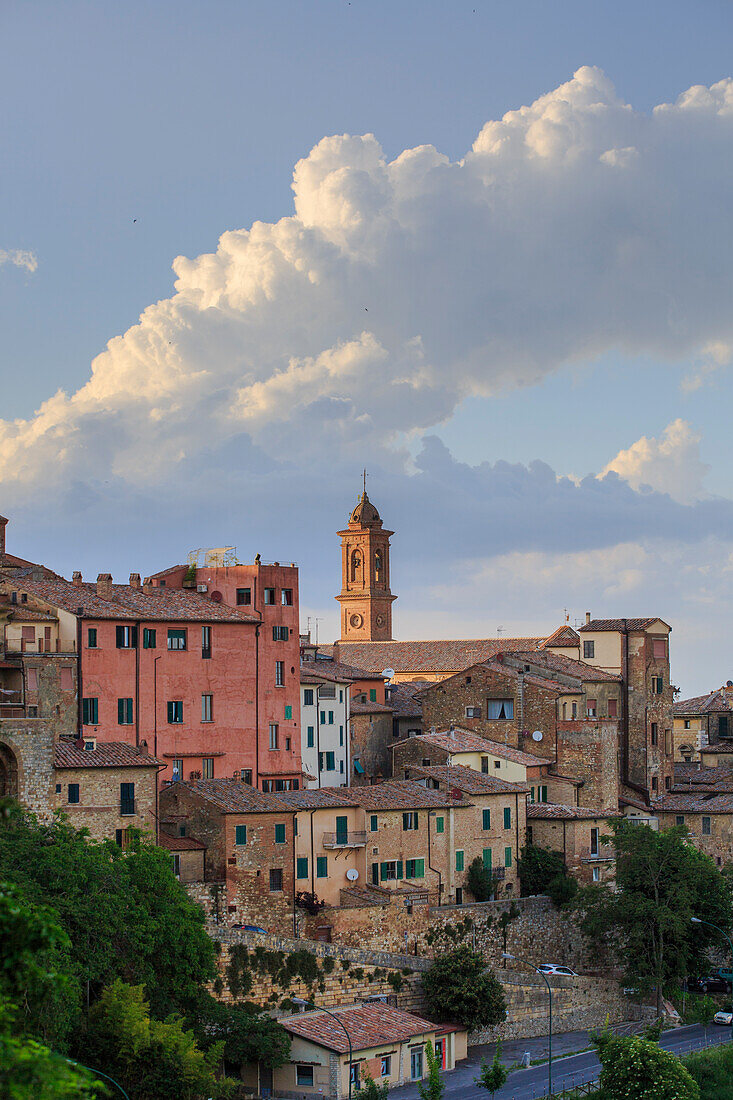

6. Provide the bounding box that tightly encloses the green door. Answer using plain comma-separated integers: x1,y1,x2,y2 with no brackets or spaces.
335,815,348,845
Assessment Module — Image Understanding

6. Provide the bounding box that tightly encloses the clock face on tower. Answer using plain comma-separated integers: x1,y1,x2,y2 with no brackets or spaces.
350,613,363,629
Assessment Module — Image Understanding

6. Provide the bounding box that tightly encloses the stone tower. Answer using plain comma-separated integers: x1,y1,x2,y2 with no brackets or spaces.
336,491,396,642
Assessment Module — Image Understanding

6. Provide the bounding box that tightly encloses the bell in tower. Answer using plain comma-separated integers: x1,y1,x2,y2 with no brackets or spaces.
336,485,396,642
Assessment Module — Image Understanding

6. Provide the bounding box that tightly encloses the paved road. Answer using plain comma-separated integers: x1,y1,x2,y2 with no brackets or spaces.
388,1024,731,1100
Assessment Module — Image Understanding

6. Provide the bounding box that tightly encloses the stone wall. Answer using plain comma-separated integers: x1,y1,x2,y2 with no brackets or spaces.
0,718,54,819
552,721,620,809
55,762,158,841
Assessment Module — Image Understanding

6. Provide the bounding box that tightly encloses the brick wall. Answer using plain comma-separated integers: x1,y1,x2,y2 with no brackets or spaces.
552,721,620,808
350,710,394,783
627,630,674,797
0,717,54,819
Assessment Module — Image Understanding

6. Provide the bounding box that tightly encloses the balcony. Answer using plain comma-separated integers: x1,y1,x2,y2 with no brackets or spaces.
491,867,506,881
321,830,367,848
579,847,614,861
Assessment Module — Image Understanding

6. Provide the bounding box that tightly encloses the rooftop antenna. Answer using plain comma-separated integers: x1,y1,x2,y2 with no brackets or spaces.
563,608,570,624
314,617,323,646
497,626,505,636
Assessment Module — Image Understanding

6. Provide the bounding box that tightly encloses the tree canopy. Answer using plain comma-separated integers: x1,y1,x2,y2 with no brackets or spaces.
598,1035,700,1100
422,945,506,1032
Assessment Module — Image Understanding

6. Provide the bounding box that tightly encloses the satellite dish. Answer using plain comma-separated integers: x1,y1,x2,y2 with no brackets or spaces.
210,590,223,603
532,730,543,742
382,668,395,680
346,868,359,882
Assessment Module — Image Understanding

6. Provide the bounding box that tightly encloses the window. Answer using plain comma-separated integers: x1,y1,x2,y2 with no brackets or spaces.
83,740,95,751
652,638,667,659
273,625,289,641
167,629,187,651
684,719,691,730
339,726,344,745
269,869,283,891
583,640,595,659
380,1056,391,1077
59,665,73,691
117,698,133,725
171,758,183,781
676,815,685,826
201,626,211,658
351,1064,360,1089
650,723,658,746
340,759,344,774
316,856,328,877
436,816,444,834
380,861,402,881
504,846,512,868
236,588,251,605
665,775,671,790
608,698,618,718
720,716,730,738
120,782,135,815
142,628,156,649
303,688,314,706
481,756,489,773
27,705,38,717
264,588,276,605
202,694,213,722
296,1066,314,1087
592,866,601,882
402,812,419,831
282,705,292,722
539,785,548,802
235,825,247,845
328,710,334,724
651,675,664,695
587,699,597,717
455,887,463,905
275,661,284,687
87,628,97,648
651,776,658,792
325,751,335,770
494,760,501,769
202,757,214,779
269,723,279,749
702,816,712,836
275,823,286,844
369,688,377,702
68,783,80,804
167,701,183,724
370,815,378,831
482,848,492,870
281,588,293,606
455,850,464,872
116,625,137,648
465,706,481,718
307,726,314,748
590,827,599,856
482,808,491,830
405,858,425,879
296,857,309,879
242,769,252,786
82,697,98,725
486,699,514,720
503,806,512,830
572,702,578,719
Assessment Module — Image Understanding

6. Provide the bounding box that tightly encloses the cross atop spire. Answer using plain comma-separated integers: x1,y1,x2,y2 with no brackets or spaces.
362,468,367,496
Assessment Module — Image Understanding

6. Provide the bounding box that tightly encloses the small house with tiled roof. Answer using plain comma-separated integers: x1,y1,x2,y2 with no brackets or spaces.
655,790,733,867
674,685,733,763
526,801,621,884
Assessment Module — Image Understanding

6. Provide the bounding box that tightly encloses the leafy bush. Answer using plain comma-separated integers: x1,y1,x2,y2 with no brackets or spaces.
598,1036,699,1100
422,946,506,1031
686,1041,733,1099
418,1040,445,1100
475,1045,509,1096
547,871,578,908
355,1073,389,1099
517,844,566,896
466,857,493,902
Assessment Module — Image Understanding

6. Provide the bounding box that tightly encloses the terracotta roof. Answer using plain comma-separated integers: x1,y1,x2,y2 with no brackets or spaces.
332,637,545,675
415,728,553,766
54,741,164,769
385,682,424,718
539,625,580,649
3,575,260,624
157,832,206,851
700,742,733,755
407,764,528,795
656,793,733,814
341,780,464,811
526,802,621,820
579,618,669,633
673,763,733,791
279,1003,438,1053
273,788,355,810
3,607,58,621
300,665,355,686
675,690,733,716
350,700,393,715
169,779,291,813
502,650,622,684
421,658,564,696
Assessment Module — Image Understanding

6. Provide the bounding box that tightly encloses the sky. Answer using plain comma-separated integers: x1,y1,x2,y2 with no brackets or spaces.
2,0,733,695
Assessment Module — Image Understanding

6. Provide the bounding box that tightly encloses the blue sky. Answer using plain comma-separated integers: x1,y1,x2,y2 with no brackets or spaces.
3,1,733,693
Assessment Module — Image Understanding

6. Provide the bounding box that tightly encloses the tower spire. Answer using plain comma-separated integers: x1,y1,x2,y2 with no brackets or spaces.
336,484,396,642
362,468,367,496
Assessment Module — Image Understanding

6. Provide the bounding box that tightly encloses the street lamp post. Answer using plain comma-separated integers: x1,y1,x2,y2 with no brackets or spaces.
66,1060,131,1099
292,997,354,1100
691,916,733,1044
503,952,552,1096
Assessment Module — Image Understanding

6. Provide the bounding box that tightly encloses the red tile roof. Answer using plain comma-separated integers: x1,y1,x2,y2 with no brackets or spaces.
526,802,621,820
274,788,356,810
385,681,424,718
415,728,553,766
332,637,545,675
675,689,733,716
407,764,528,795
656,793,733,813
4,607,58,621
579,618,669,633
54,741,164,768
279,1003,439,1053
157,831,206,851
171,778,291,813
350,700,393,715
4,575,260,624
539,625,580,649
502,650,622,683
341,780,463,811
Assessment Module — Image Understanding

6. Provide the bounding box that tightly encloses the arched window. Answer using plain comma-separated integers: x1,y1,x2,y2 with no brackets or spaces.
374,550,382,580
351,549,361,582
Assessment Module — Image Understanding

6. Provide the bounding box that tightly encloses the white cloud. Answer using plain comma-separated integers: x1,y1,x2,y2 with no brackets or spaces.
599,419,710,503
0,249,37,273
3,67,733,493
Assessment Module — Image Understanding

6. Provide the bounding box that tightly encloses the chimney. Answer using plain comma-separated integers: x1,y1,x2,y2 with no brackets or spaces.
585,611,591,625
96,573,113,600
72,571,83,587
0,514,7,558
129,573,141,590
142,576,156,595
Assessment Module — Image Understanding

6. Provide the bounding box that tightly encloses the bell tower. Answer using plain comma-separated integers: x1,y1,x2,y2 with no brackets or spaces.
336,486,396,642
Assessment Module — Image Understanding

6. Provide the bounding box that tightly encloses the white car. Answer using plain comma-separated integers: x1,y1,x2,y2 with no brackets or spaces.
713,1011,733,1026
537,964,578,977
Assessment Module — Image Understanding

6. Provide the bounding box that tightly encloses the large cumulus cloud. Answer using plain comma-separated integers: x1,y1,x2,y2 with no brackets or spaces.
3,66,733,490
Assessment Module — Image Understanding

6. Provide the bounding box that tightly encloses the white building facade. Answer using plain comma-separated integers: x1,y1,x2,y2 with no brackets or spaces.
300,667,351,788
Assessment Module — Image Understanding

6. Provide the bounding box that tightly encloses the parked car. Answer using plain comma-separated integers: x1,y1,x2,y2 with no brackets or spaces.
538,964,578,977
713,1010,733,1025
687,975,731,994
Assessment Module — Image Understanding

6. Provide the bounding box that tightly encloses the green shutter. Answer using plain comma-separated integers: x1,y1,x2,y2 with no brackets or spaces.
307,726,314,747
296,857,309,878
482,808,491,830
415,859,425,878
396,861,403,880
285,705,292,719
380,862,388,882
317,856,327,878
503,807,512,829
167,701,174,723
405,860,414,879
505,846,512,868
118,698,124,724
483,848,492,871
541,786,548,802
370,815,378,832
403,812,410,831
455,850,464,872
436,816,444,834
235,825,247,845
369,689,377,702
275,823,286,844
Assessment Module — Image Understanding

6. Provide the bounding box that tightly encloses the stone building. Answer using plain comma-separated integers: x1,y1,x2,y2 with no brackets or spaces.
674,686,733,762
349,698,394,784
53,740,162,841
393,727,558,794
655,792,733,868
526,803,621,884
157,831,206,882
336,491,396,643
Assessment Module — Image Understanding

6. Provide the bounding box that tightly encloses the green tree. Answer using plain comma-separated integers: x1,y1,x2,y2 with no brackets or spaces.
355,1073,389,1099
475,1046,509,1096
546,871,578,908
517,844,566,896
422,945,506,1031
698,994,716,1041
466,857,493,902
418,1040,444,1100
573,821,732,1010
86,980,236,1100
198,1000,291,1075
598,1035,699,1100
